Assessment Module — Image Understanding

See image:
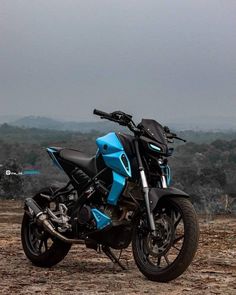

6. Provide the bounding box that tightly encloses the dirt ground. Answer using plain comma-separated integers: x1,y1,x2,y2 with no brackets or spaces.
0,200,236,295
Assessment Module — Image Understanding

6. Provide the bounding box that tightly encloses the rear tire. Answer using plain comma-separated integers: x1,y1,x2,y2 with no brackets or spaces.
132,197,199,282
21,187,71,267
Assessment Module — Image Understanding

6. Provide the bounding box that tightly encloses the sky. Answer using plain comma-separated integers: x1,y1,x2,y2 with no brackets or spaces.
0,0,236,123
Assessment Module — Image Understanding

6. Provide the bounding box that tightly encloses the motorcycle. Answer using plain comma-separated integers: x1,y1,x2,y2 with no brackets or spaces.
21,109,199,282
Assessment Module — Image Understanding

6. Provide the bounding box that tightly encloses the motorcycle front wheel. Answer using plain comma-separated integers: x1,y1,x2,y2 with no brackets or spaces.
132,197,199,282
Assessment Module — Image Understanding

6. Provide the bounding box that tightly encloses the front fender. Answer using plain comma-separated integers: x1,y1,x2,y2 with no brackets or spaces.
149,187,190,212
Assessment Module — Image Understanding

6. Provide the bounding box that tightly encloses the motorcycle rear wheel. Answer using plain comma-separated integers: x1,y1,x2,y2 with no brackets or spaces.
132,197,199,282
21,187,71,267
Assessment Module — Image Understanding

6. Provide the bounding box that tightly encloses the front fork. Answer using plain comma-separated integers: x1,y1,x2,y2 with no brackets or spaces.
134,140,157,233
140,170,157,232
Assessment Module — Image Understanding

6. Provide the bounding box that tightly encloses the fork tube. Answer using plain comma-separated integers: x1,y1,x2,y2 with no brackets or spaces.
134,140,156,232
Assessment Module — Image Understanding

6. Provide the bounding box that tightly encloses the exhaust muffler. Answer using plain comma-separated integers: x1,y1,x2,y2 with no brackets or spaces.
24,198,84,245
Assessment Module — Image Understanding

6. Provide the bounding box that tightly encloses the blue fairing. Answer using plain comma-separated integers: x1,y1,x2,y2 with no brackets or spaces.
108,171,126,205
96,133,131,177
91,208,111,229
96,132,131,205
47,147,63,170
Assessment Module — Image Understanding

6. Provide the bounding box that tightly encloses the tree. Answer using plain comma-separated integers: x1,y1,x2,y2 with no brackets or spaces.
0,159,24,199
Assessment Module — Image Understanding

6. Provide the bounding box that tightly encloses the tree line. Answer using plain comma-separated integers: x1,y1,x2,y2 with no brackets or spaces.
0,124,236,214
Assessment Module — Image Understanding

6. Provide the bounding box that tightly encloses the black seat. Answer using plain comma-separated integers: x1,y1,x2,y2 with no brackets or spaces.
59,148,97,177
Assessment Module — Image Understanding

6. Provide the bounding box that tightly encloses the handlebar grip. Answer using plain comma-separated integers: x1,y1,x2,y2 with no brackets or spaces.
93,109,111,117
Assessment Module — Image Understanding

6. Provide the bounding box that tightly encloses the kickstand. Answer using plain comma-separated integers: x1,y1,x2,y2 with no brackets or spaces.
102,246,127,270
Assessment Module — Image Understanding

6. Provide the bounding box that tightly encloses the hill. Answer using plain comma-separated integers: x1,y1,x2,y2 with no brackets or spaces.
9,116,124,133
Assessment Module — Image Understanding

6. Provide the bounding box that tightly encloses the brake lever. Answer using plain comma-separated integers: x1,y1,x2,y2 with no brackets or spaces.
174,136,186,142
166,132,186,143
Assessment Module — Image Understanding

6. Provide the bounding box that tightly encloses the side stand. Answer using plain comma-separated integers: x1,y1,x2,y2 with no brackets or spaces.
102,246,127,270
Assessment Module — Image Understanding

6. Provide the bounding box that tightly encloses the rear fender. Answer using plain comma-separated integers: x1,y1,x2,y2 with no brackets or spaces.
149,187,190,212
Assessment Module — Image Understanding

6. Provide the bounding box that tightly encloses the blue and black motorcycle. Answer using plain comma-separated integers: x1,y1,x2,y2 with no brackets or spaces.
21,109,199,282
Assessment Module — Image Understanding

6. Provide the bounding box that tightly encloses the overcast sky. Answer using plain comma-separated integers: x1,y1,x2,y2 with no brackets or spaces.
0,0,235,123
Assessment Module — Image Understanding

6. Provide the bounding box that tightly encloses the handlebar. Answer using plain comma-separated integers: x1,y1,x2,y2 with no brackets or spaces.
93,108,140,134
93,109,186,141
93,109,112,118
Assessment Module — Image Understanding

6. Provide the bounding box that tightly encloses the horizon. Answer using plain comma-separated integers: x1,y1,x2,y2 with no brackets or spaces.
1,113,236,132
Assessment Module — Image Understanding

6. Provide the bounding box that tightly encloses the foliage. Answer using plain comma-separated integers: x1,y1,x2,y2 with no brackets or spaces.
0,124,236,213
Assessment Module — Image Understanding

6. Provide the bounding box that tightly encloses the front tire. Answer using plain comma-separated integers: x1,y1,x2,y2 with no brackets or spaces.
132,197,199,282
21,187,71,267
